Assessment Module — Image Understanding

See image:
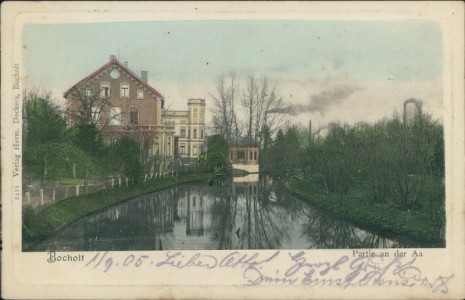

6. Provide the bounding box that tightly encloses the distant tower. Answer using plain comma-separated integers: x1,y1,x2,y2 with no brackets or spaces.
187,98,206,158
403,98,422,124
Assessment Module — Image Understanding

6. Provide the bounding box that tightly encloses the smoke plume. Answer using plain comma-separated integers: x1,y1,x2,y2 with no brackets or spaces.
274,84,363,116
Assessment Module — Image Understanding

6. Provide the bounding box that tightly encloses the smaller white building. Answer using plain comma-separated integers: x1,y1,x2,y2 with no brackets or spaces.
162,99,206,161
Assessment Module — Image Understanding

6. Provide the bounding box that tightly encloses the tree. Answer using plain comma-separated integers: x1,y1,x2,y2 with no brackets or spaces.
210,74,240,145
205,134,230,173
66,125,106,158
210,74,287,149
253,76,286,147
317,123,358,198
104,137,142,179
65,86,124,128
23,88,108,181
24,142,101,181
24,96,66,147
239,75,287,147
357,122,390,203
241,75,258,145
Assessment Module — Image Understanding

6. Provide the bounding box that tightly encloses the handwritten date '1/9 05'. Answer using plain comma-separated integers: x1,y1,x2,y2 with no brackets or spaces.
85,250,279,273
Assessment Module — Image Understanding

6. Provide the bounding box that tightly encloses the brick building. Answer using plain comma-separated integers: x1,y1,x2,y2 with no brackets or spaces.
64,55,205,165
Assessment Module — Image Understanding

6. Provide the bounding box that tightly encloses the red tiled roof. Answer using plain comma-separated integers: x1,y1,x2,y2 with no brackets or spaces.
63,58,164,100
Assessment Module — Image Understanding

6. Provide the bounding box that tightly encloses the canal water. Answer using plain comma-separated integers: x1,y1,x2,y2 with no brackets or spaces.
31,174,414,251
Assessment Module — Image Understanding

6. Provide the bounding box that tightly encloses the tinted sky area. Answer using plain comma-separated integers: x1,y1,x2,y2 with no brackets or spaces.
23,20,443,129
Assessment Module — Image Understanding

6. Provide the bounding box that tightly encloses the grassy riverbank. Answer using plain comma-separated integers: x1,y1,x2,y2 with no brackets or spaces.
23,172,213,248
287,178,445,246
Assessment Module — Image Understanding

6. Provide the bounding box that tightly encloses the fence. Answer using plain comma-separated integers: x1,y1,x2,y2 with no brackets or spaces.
23,171,179,210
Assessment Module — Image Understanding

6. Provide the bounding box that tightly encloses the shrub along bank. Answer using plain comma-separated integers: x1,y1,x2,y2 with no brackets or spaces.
23,172,213,249
287,178,445,247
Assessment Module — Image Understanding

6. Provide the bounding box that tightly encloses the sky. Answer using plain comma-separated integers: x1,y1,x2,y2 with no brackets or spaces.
23,20,443,130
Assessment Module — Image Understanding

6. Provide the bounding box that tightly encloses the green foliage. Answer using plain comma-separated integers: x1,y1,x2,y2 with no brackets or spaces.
22,205,55,245
203,134,231,173
207,134,229,156
288,179,444,245
24,96,144,182
66,125,105,158
25,98,66,147
263,111,445,244
104,137,143,179
23,142,101,180
207,152,230,174
261,126,303,174
23,98,105,180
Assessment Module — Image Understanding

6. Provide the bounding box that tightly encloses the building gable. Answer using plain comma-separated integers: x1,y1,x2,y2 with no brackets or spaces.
64,58,164,101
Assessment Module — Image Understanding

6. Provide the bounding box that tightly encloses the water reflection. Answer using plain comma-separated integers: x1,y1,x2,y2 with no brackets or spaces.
31,175,413,251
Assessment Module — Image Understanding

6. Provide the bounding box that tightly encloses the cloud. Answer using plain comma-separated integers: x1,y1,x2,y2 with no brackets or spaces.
274,84,363,116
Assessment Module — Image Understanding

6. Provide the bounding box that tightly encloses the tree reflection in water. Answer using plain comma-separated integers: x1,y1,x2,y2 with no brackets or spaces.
300,207,406,249
32,175,413,252
214,174,286,249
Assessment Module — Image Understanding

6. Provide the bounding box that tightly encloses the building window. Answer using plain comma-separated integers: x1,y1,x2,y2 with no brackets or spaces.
201,129,204,139
100,82,110,98
194,112,198,123
86,87,93,97
91,107,101,123
254,151,257,160
180,128,186,138
137,89,144,99
129,107,138,125
193,129,197,139
109,107,121,125
250,151,253,160
180,144,186,154
193,146,197,155
120,83,129,98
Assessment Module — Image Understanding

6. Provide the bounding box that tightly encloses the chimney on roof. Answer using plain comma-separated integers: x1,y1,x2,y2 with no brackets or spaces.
141,71,148,83
110,54,117,61
124,61,128,68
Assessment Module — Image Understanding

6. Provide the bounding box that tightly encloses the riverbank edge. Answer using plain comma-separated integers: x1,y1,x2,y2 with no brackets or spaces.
286,179,445,247
23,172,214,249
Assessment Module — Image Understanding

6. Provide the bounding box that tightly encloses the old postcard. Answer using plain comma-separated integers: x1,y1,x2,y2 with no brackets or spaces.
2,1,464,299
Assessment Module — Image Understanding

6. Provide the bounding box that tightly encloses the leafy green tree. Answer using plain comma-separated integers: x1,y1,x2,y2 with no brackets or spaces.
25,98,66,147
205,134,230,173
104,137,142,179
259,124,273,172
23,96,104,181
66,125,106,158
283,126,302,172
319,123,358,198
264,126,302,174
270,128,286,172
356,122,390,203
207,134,229,156
24,142,100,180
